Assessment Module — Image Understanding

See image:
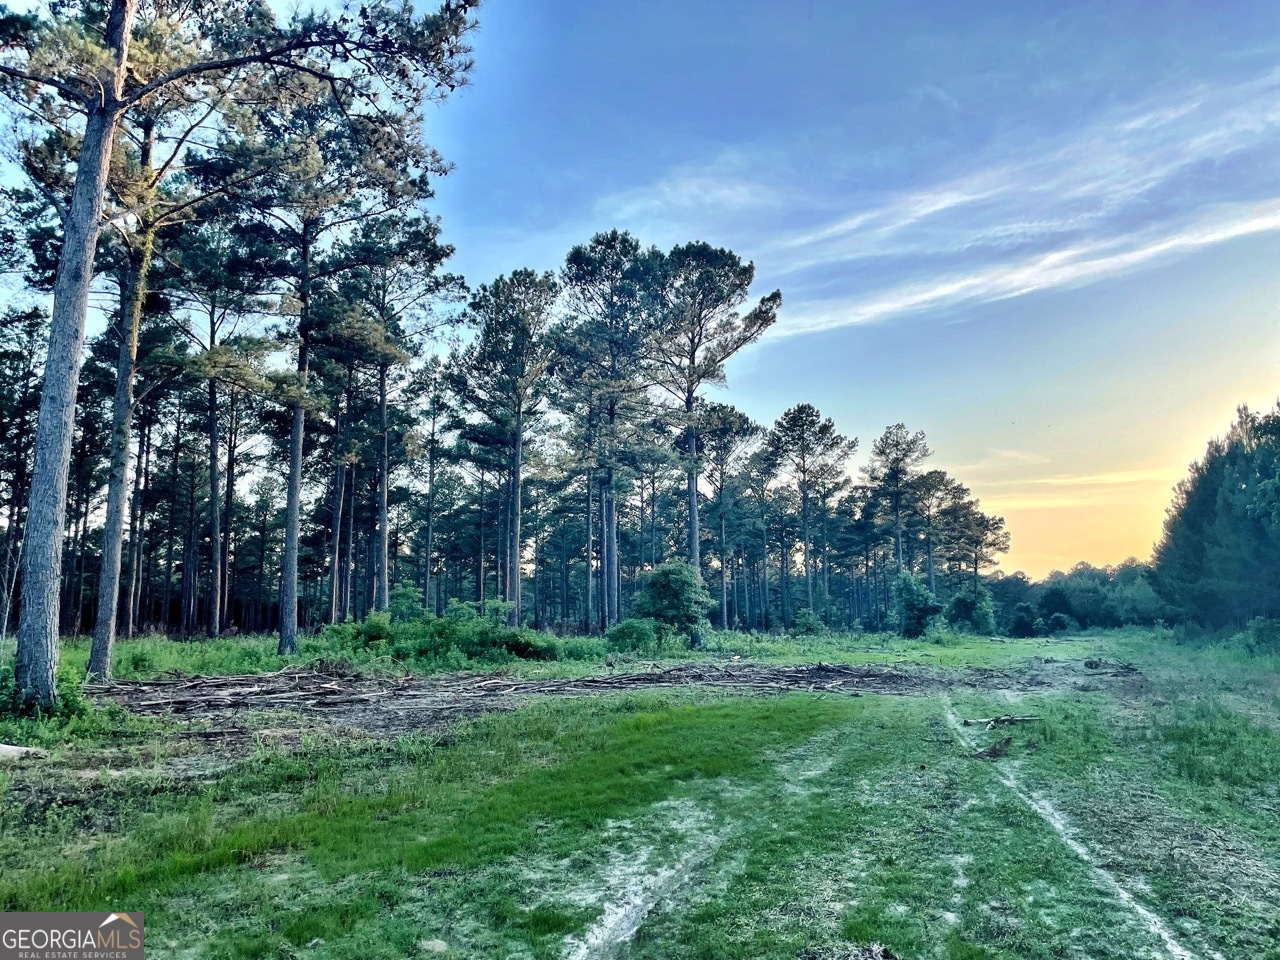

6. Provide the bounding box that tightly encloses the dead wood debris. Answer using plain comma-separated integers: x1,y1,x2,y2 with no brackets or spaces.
1083,658,1140,675
963,714,1041,730
85,662,928,721
797,946,897,960
973,736,1014,761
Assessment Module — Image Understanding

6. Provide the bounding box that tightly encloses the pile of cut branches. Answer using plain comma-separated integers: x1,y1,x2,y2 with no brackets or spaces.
87,661,931,721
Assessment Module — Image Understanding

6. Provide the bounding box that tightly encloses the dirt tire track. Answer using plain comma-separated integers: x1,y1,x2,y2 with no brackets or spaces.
942,698,1196,960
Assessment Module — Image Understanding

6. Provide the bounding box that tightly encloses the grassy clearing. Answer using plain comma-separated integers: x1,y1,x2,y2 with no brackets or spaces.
7,621,1118,690
1,628,1278,958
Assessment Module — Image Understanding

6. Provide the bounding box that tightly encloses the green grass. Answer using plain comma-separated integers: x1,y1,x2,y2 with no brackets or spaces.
3,627,1279,958
21,622,1113,688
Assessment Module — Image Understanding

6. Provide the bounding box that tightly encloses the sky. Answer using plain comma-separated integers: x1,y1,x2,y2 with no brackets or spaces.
418,0,1280,578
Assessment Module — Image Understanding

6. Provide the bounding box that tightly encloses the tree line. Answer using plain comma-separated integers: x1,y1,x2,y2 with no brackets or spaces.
0,0,1017,708
1153,404,1280,627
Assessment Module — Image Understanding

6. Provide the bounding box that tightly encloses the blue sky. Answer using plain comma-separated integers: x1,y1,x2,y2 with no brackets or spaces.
423,0,1280,576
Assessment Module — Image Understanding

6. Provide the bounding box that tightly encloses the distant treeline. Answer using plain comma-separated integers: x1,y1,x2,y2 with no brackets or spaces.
1152,404,1280,627
984,560,1170,637
985,403,1280,638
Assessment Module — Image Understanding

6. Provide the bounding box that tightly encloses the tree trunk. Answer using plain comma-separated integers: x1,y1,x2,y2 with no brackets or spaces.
326,463,346,623
206,377,222,637
477,471,487,614
604,468,618,628
508,422,522,626
279,222,314,654
424,438,436,614
16,0,138,705
343,469,357,621
375,363,390,611
685,391,700,570
162,416,181,633
720,511,729,629
125,420,151,637
221,391,238,629
88,223,155,678
926,527,936,595
597,477,607,632
278,337,307,653
584,472,595,633
895,500,905,574
760,506,770,631
802,489,813,611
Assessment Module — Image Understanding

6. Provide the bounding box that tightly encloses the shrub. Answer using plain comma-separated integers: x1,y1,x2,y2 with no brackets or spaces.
944,587,997,635
1038,585,1075,620
606,618,665,654
892,571,942,639
482,599,514,624
1,662,91,721
443,598,478,622
1045,612,1077,635
1008,602,1038,638
925,621,957,645
1243,617,1280,655
388,583,428,623
496,629,557,661
790,608,826,636
631,560,714,646
557,636,608,661
358,611,394,645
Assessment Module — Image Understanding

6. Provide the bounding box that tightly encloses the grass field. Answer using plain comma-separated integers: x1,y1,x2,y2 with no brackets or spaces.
2,629,1279,959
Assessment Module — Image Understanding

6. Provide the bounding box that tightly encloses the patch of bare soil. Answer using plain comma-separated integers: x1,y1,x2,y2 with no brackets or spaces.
85,657,1149,738
961,656,1151,699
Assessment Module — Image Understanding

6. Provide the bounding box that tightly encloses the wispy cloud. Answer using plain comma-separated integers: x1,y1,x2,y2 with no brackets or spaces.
1022,469,1174,487
981,494,1105,511
751,66,1280,336
770,196,1280,336
989,448,1051,465
975,467,1178,512
600,172,781,225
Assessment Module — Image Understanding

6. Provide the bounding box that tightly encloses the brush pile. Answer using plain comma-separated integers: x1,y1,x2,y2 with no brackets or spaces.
87,661,930,722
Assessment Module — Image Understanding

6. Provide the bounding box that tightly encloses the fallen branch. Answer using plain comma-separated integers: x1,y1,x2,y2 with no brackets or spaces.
963,714,1041,730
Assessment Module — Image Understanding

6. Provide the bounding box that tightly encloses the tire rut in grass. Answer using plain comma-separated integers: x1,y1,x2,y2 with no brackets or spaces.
539,726,852,959
943,698,1197,960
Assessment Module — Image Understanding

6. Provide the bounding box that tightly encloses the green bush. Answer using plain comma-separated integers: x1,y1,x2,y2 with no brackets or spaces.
1008,602,1038,638
1242,617,1280,654
556,636,607,661
359,612,394,645
482,599,514,624
925,621,958,646
443,598,478,621
631,560,714,646
388,583,428,623
329,609,560,666
892,571,941,639
1,665,93,727
1045,612,1077,635
790,608,826,636
606,618,666,654
944,587,996,635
